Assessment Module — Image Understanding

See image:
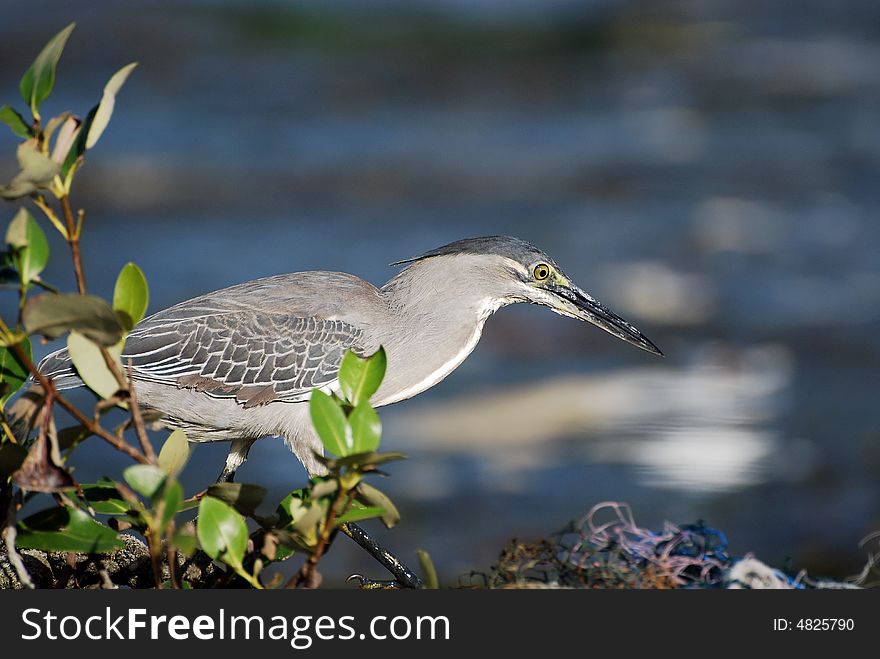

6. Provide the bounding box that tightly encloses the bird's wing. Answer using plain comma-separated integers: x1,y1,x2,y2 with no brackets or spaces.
123,309,366,407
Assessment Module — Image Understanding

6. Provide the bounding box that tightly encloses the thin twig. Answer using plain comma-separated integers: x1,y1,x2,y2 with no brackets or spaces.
113,480,162,588
125,360,155,462
31,195,68,239
17,285,26,323
30,278,59,294
147,526,163,589
75,208,84,240
94,392,126,422
166,539,181,590
59,195,86,293
100,347,129,391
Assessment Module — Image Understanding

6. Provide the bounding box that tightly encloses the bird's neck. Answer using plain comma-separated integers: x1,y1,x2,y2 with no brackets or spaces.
372,267,510,406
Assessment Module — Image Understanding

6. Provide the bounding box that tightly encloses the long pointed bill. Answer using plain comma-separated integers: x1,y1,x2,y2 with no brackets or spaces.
548,284,663,356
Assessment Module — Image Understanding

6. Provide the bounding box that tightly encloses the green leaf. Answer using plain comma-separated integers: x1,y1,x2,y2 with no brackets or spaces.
80,483,132,515
0,328,28,348
262,531,294,562
316,450,406,472
0,105,32,138
355,482,400,529
19,23,76,117
272,528,314,554
310,478,338,500
417,549,439,589
67,331,123,401
335,504,386,526
61,105,96,178
348,401,381,453
123,464,166,500
23,292,125,345
16,505,123,553
288,501,325,548
273,489,327,549
4,209,29,248
338,346,386,406
206,482,267,517
113,261,149,327
5,208,49,285
56,62,137,179
174,497,200,514
0,141,62,200
49,115,81,165
309,389,352,456
0,337,31,408
159,479,183,530
275,488,308,527
197,496,248,567
86,62,137,149
172,525,198,557
157,429,189,478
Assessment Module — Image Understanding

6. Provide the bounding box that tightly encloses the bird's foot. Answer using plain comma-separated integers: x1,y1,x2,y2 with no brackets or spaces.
346,574,403,590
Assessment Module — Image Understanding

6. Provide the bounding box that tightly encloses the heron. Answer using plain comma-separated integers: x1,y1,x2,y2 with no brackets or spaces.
14,235,662,586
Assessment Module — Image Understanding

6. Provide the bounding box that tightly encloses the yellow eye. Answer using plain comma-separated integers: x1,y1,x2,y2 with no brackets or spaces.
533,263,551,281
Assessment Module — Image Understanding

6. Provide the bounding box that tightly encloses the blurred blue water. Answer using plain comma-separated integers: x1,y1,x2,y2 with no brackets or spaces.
1,0,879,582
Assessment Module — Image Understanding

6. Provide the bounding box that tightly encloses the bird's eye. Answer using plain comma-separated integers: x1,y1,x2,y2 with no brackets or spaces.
533,263,551,281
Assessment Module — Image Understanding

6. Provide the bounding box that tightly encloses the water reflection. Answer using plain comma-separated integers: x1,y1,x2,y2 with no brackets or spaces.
390,344,791,493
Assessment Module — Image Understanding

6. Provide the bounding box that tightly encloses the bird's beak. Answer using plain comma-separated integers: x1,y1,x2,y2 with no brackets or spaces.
546,283,663,356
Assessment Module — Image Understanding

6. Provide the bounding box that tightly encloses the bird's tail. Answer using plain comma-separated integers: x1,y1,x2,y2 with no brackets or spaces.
34,347,83,390
6,347,83,443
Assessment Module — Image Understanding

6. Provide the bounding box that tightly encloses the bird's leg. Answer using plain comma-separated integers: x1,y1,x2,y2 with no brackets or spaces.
341,522,423,589
191,441,253,501
216,438,256,483
216,461,237,483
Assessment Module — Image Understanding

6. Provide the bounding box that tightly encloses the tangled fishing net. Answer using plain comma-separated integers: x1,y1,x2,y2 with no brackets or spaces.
470,502,862,589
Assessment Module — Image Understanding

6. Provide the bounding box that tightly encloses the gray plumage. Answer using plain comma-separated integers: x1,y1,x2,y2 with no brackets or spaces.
23,236,662,479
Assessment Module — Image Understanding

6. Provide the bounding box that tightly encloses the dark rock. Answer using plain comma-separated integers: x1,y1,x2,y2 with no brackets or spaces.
1,534,217,588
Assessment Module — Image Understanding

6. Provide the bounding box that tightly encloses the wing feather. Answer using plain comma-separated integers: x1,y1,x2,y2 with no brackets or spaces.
123,311,364,404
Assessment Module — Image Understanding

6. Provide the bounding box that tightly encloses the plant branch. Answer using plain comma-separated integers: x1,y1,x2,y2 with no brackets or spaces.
31,195,68,238
9,339,149,464
286,483,352,589
59,195,86,294
166,536,181,590
100,347,129,392
146,524,163,589
0,313,150,465
125,361,155,462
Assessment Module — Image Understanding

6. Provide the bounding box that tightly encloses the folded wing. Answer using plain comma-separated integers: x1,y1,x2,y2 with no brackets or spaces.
124,309,365,407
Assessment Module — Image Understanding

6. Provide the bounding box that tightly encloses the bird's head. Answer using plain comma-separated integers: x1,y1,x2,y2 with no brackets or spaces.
391,235,663,356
